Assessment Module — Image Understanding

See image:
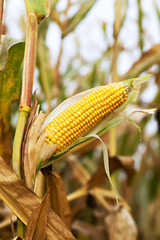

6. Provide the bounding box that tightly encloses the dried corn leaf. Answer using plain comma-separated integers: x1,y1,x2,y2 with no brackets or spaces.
22,93,39,186
22,94,57,188
67,187,88,203
0,213,16,229
120,44,160,80
43,169,71,229
25,191,49,240
114,0,128,38
0,157,76,240
67,155,90,185
104,207,137,240
90,187,130,211
0,124,12,164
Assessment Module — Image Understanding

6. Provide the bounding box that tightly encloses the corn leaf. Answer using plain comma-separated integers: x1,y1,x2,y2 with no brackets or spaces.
62,0,97,38
0,35,22,71
25,191,49,240
37,25,53,112
0,37,24,162
25,0,50,21
137,0,144,52
114,0,128,38
51,0,59,9
105,207,137,239
43,169,71,229
87,134,119,203
0,157,76,240
120,44,160,80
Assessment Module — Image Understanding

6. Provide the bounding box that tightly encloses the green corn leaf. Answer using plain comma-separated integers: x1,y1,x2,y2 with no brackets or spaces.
25,0,50,21
0,37,24,133
0,37,24,162
62,0,97,38
0,36,22,71
88,134,119,203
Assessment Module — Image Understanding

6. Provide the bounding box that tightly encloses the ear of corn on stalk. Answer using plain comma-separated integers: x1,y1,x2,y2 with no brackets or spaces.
44,82,128,153
37,75,153,169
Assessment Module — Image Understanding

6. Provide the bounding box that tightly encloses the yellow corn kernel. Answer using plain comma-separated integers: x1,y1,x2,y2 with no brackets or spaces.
44,83,128,153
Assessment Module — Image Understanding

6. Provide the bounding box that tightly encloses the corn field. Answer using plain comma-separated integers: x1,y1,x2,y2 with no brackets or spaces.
0,0,160,239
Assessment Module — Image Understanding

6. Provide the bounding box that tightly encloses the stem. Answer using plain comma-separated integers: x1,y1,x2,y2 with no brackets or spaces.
17,218,26,238
13,108,30,178
63,0,71,29
20,12,38,107
34,171,45,198
0,0,4,43
110,127,117,156
109,0,121,157
38,37,51,113
137,0,143,53
13,12,38,178
109,1,122,190
110,40,119,157
55,40,63,90
54,40,63,101
12,11,38,237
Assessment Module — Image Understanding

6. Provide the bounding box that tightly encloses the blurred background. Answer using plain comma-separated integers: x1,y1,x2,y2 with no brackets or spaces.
1,0,160,239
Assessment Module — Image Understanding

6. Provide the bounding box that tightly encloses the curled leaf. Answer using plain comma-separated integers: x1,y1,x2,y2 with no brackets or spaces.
87,134,119,203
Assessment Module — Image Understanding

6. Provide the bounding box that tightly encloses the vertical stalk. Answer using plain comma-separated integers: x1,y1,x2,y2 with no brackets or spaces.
110,0,127,156
137,0,143,53
17,219,26,238
110,41,120,157
34,171,46,198
13,12,38,179
0,0,4,43
38,36,51,113
54,40,63,101
13,11,38,237
109,0,121,188
55,40,62,90
20,12,38,108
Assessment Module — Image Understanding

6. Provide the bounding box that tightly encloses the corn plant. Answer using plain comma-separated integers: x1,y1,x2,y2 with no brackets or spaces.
0,0,159,239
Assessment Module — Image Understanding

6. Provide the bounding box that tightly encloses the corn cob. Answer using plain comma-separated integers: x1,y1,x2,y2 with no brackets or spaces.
44,83,128,153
